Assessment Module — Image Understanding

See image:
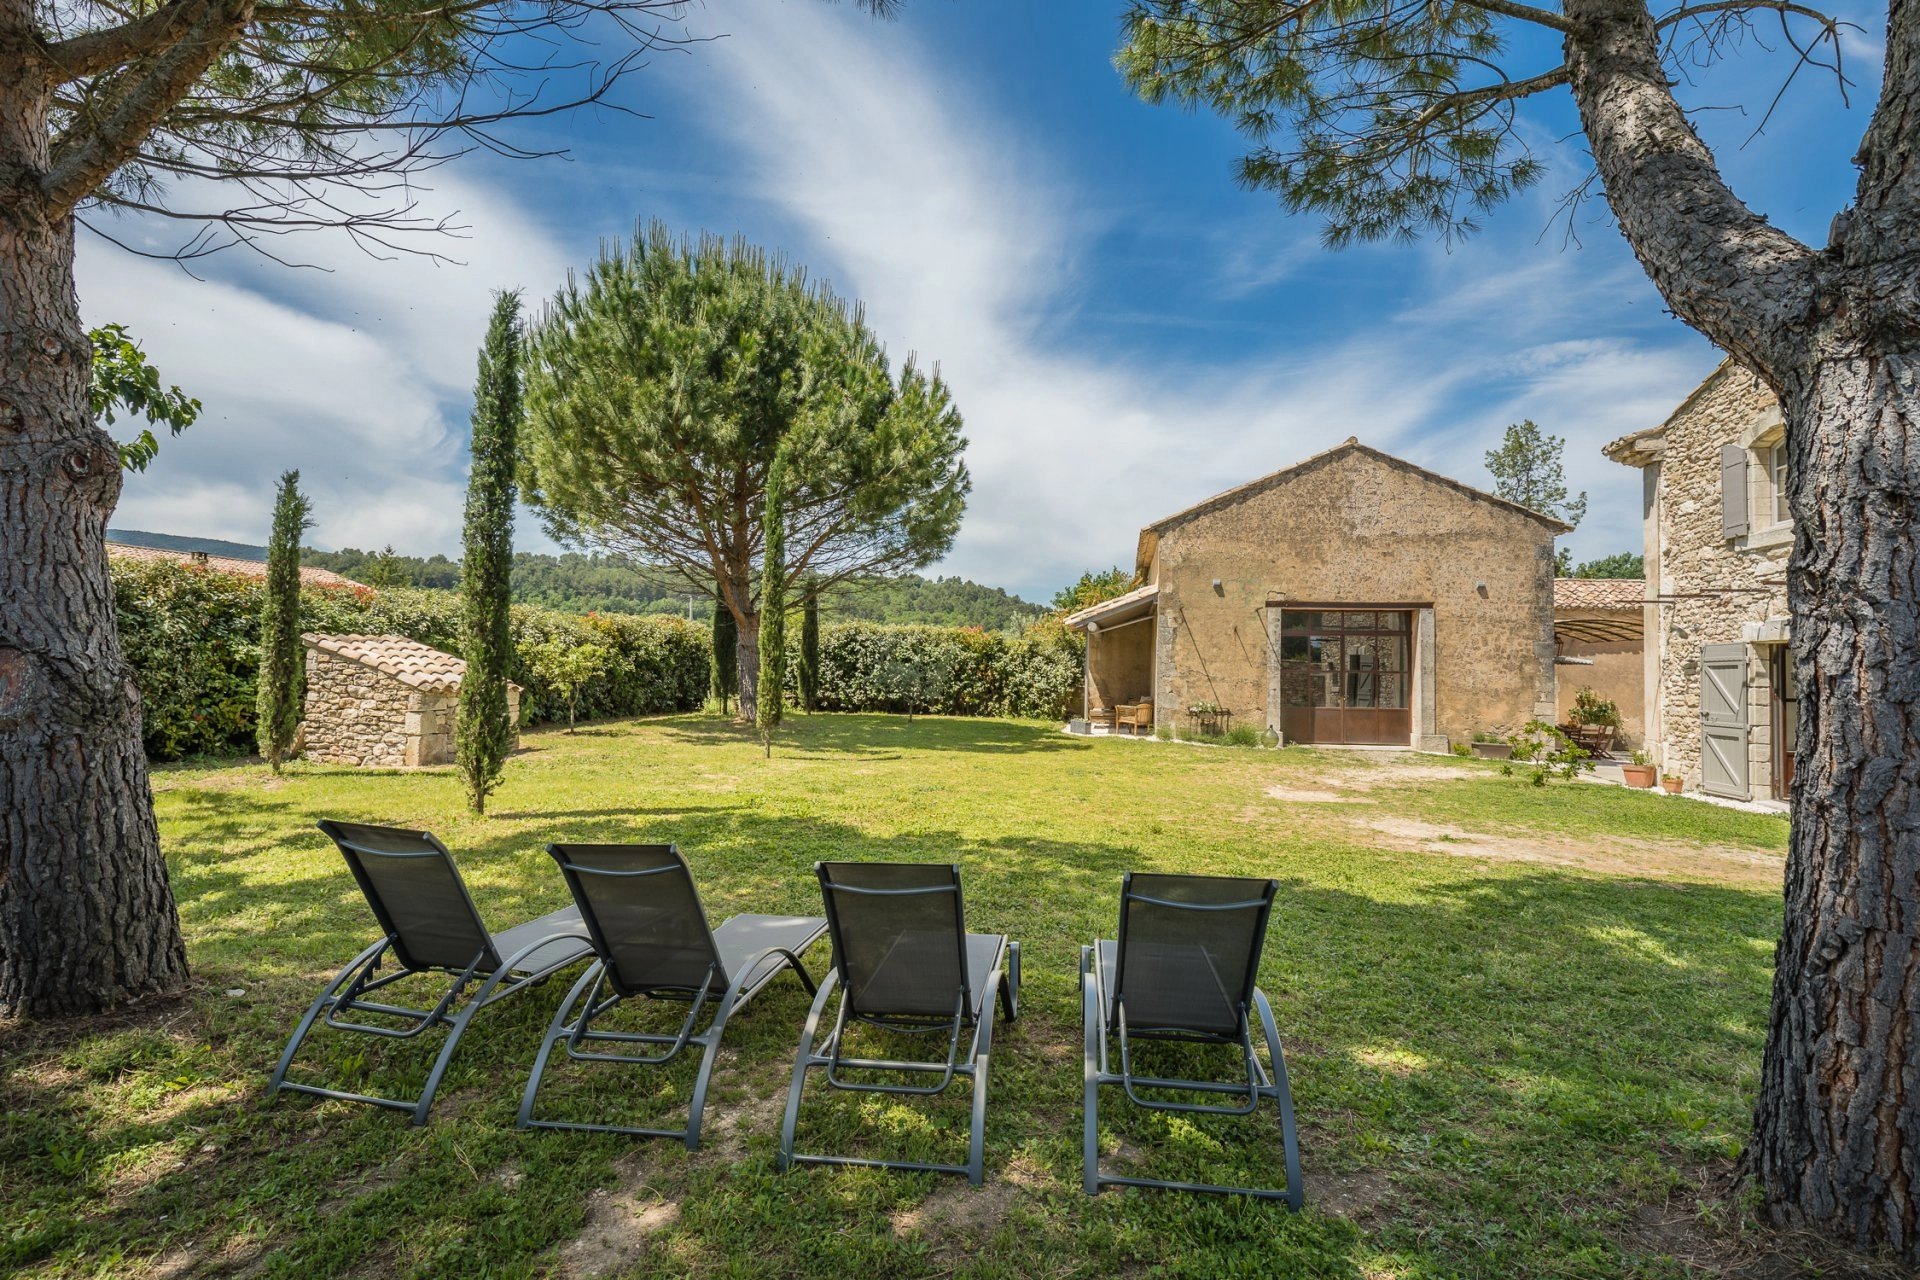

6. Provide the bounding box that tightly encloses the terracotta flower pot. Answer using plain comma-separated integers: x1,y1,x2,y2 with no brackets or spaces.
1661,776,1684,794
1620,763,1657,788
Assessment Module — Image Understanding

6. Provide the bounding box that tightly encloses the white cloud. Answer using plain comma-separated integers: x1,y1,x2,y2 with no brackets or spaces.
687,0,1708,595
80,169,571,552
82,0,1714,593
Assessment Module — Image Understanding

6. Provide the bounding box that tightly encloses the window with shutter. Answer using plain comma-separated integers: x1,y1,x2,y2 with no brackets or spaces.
1720,443,1750,538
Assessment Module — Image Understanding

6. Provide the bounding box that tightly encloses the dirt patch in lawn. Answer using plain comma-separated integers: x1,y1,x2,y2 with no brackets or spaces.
1607,1162,1908,1278
1360,817,1784,888
890,1176,1020,1249
1264,785,1353,804
553,1182,681,1279
1310,1166,1393,1224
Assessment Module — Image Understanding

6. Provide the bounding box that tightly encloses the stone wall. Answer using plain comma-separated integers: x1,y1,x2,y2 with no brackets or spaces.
299,649,521,767
1637,362,1791,797
300,648,417,767
1148,446,1559,746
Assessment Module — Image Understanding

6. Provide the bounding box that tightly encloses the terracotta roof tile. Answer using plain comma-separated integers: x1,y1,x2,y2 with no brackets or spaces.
300,633,513,694
108,542,367,590
1553,578,1646,609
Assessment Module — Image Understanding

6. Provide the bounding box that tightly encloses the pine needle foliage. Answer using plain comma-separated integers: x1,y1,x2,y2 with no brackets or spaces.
521,221,968,727
457,291,523,815
255,470,312,772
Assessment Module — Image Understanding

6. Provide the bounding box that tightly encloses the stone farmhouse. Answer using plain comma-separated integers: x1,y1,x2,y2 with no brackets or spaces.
1606,360,1794,805
1063,438,1586,749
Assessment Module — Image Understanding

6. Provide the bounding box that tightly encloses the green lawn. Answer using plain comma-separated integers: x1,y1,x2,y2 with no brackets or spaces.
2,712,1845,1278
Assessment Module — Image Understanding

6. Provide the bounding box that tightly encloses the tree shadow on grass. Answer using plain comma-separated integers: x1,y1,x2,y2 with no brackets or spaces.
656,713,1090,758
7,791,1838,1278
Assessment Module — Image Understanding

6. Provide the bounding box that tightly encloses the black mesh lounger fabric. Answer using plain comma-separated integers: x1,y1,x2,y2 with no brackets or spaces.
547,844,725,997
321,820,499,972
1111,873,1275,1037
817,862,970,1019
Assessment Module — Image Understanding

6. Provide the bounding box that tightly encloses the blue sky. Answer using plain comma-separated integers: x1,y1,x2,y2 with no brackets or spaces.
87,0,1886,601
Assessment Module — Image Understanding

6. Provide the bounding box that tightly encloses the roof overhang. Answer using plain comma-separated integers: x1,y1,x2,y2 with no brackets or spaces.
1064,583,1159,632
1554,612,1644,644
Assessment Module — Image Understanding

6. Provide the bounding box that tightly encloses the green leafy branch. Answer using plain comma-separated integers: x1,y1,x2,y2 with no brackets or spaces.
89,324,201,472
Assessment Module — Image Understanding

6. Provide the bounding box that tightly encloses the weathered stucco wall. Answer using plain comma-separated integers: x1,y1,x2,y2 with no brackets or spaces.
1638,364,1791,796
1086,620,1153,711
1148,447,1559,745
1554,640,1645,744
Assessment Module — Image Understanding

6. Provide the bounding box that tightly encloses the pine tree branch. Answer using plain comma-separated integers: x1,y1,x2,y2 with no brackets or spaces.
44,0,256,214
1836,0,1920,336
43,0,207,82
1561,0,1820,379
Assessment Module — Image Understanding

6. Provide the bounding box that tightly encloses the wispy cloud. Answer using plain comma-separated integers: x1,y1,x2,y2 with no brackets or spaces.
81,171,571,551
687,0,1708,594
82,0,1716,595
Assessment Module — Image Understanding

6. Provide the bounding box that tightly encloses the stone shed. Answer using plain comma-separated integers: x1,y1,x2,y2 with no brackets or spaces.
300,633,520,767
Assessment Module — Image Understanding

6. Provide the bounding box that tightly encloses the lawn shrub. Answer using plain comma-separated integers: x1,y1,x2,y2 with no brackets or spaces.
113,558,708,759
803,619,1081,719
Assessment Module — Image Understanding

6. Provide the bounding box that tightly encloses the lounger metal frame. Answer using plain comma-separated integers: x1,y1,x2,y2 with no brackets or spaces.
268,822,590,1125
778,866,1020,1186
1080,875,1303,1205
518,844,825,1149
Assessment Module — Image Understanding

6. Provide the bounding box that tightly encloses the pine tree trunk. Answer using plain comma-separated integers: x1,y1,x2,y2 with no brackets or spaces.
735,612,760,727
0,66,190,1015
1750,349,1920,1254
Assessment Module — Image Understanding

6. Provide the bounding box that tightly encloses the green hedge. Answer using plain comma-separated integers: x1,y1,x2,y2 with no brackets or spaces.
802,620,1082,720
113,558,709,760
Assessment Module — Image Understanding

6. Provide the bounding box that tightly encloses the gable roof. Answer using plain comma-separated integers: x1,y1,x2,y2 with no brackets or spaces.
1604,356,1744,468
109,541,368,591
1062,582,1158,631
1132,437,1571,576
1141,438,1574,537
301,633,506,694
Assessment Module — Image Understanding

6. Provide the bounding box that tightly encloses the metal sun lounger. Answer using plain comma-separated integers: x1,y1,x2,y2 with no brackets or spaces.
778,861,1020,1186
518,843,827,1149
1080,871,1303,1204
268,820,593,1125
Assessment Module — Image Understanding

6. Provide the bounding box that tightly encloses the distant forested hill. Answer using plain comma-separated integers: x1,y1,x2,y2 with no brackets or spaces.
298,546,1042,629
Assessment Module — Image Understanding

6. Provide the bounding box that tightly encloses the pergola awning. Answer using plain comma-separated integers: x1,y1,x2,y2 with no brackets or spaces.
1063,583,1158,632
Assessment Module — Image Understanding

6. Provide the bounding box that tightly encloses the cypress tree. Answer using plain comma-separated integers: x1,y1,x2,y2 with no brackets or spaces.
798,579,820,713
711,588,738,713
756,450,788,757
256,470,312,772
456,290,522,815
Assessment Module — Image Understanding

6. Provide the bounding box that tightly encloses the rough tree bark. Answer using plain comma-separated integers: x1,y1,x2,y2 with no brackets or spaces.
1564,0,1920,1254
0,1,190,1015
734,611,761,727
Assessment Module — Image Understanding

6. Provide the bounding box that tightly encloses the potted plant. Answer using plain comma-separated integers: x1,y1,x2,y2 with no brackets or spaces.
1186,701,1230,738
1661,773,1685,794
1566,688,1623,757
1469,731,1513,760
1620,750,1657,788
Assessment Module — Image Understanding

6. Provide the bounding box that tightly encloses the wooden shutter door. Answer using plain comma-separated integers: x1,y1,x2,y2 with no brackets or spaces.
1720,445,1750,538
1700,643,1750,799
